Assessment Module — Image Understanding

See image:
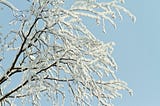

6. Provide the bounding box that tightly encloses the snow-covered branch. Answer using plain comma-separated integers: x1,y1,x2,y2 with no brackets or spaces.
0,0,135,105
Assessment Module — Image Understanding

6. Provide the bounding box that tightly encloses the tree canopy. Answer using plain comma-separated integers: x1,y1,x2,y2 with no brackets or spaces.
0,0,135,106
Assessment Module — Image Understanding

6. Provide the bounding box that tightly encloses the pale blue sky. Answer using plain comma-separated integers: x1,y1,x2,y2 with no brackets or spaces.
0,0,160,106
110,0,160,106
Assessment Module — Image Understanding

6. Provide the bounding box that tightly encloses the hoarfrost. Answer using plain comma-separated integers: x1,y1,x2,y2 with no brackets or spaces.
0,0,135,105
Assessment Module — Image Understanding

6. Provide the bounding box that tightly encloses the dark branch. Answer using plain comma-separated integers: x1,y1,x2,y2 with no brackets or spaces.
0,18,39,85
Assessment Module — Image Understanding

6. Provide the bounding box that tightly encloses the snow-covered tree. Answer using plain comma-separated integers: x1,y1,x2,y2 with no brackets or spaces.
0,0,135,106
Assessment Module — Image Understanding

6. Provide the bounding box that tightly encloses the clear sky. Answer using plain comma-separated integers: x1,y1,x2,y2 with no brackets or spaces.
109,0,160,106
0,0,160,106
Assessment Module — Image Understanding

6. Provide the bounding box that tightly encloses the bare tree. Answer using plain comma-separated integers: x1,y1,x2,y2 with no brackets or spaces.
0,0,135,106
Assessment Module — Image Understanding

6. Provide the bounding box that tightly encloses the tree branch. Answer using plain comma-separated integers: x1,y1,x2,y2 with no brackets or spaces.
0,18,39,85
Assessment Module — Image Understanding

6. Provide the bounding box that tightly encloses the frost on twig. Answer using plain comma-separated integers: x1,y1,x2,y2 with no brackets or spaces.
0,0,135,106
0,0,19,11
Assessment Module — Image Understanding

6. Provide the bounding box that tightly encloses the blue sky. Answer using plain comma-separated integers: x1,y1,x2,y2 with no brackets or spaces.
110,0,160,106
0,0,160,106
